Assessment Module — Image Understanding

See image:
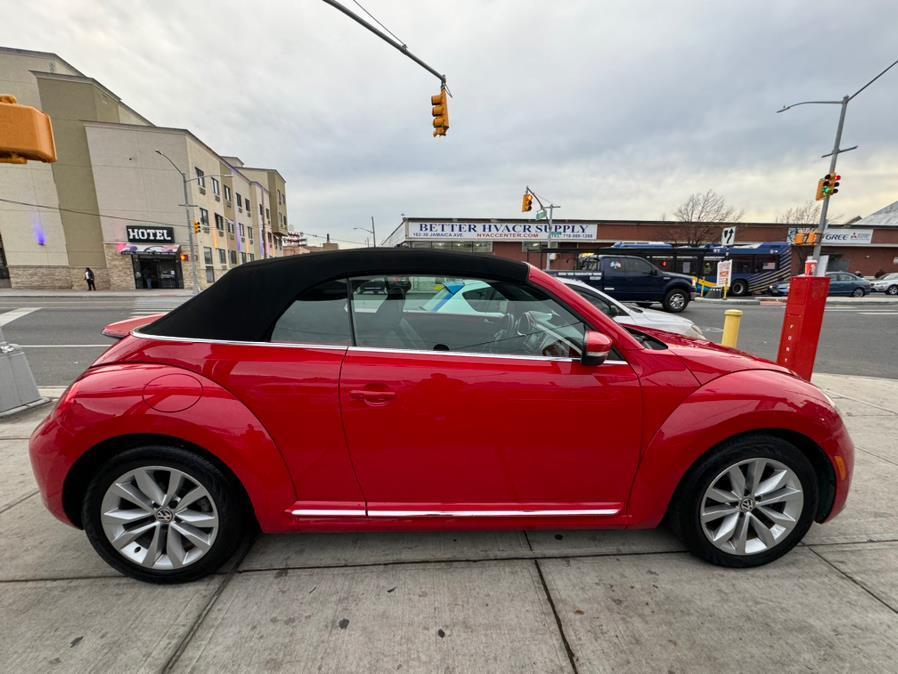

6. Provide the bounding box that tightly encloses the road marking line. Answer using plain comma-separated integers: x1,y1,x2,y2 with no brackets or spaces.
858,312,898,316
0,307,40,327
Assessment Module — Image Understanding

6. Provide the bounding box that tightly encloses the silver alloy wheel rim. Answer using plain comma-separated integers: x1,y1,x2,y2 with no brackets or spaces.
700,458,804,556
668,293,686,310
100,466,219,570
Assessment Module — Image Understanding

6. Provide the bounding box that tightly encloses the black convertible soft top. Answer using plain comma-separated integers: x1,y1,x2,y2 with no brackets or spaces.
141,247,530,342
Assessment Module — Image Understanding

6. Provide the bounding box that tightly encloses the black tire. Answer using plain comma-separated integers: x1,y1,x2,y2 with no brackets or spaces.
852,287,865,297
670,435,818,568
730,279,748,297
662,288,689,313
82,445,249,584
887,285,898,296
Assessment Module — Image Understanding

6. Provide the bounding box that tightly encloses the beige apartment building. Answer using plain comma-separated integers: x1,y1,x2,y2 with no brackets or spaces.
0,46,289,290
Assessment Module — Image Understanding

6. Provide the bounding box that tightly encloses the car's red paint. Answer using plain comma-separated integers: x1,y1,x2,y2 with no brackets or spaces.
29,263,853,537
101,313,165,338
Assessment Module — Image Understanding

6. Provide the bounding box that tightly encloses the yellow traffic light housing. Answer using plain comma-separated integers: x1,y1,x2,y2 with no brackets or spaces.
521,192,533,212
815,178,825,201
194,221,201,235
431,87,449,137
0,95,57,164
816,173,841,200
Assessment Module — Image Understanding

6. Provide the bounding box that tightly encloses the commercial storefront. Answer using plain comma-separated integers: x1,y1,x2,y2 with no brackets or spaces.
384,216,898,277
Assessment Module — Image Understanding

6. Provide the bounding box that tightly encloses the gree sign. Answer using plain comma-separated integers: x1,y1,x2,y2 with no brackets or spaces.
407,221,598,241
126,225,175,243
822,229,873,245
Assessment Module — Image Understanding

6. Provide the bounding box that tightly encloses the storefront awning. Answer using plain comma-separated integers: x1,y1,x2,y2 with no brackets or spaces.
117,243,181,256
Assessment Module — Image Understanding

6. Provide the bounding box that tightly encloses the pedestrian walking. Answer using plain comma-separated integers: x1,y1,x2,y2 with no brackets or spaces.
84,267,96,291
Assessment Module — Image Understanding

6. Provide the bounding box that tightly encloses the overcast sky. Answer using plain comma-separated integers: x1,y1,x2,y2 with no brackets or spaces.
3,1,897,246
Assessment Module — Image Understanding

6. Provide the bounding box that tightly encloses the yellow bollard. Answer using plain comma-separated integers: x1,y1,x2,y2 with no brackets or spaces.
721,309,743,349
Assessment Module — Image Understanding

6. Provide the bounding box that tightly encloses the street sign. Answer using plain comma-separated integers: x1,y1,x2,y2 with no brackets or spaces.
535,209,547,220
716,259,733,289
721,226,737,246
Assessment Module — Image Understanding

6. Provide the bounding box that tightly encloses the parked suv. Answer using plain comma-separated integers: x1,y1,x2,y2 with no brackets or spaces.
551,255,695,312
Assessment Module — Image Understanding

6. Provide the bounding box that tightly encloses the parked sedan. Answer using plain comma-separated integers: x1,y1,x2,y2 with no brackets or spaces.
423,277,705,339
31,249,853,583
872,272,898,295
770,272,872,297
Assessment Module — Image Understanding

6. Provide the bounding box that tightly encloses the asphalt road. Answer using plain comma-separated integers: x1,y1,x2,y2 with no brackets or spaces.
0,295,896,386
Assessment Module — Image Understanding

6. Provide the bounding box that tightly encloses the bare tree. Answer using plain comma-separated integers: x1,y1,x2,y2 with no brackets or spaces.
776,202,821,225
668,190,744,246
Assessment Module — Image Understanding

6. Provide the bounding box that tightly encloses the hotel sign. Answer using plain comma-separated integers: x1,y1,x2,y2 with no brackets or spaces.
127,225,175,243
407,221,598,241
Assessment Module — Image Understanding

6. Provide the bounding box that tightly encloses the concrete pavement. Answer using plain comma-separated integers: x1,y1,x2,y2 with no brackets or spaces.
1,374,897,672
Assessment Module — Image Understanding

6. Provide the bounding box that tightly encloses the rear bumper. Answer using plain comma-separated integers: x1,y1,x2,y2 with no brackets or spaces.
28,411,80,527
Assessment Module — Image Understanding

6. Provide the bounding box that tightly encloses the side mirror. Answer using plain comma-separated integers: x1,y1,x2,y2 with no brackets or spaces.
650,268,659,275
582,330,613,366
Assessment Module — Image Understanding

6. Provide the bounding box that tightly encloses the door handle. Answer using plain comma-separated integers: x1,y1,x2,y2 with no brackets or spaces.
349,389,396,404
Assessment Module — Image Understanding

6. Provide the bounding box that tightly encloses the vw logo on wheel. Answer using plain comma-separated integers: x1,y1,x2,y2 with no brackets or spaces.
154,507,174,523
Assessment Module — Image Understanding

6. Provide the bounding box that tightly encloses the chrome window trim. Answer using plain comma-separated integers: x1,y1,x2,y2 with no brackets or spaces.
131,329,349,351
130,330,629,365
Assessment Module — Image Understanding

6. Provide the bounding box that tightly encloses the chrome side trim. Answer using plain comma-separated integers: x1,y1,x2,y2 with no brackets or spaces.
366,508,620,518
131,330,349,351
291,509,367,517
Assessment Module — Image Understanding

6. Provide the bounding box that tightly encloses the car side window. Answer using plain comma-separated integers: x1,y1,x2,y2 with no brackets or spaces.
349,275,587,358
622,258,653,274
270,280,352,345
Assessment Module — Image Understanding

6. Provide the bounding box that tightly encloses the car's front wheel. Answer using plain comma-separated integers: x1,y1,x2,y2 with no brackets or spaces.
671,435,818,567
82,446,248,583
887,284,898,296
852,288,865,297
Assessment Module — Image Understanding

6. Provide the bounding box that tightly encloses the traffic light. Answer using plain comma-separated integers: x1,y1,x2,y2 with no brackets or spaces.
816,173,841,200
193,221,201,234
431,87,449,137
0,95,57,164
179,252,189,262
521,192,533,212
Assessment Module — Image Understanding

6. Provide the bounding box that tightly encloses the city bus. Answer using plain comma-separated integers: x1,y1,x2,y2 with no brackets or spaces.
578,242,792,296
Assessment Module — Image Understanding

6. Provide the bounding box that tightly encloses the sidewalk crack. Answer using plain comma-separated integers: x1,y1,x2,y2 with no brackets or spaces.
808,546,898,615
534,558,579,674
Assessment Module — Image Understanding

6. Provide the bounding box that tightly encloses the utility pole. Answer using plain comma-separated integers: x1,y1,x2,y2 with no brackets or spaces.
371,216,377,246
778,57,898,269
155,150,201,294
524,185,561,271
354,217,377,247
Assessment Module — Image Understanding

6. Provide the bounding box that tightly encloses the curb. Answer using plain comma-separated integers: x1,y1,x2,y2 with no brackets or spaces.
693,297,761,305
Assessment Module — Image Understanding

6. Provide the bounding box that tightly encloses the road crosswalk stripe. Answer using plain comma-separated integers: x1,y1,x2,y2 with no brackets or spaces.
0,307,40,327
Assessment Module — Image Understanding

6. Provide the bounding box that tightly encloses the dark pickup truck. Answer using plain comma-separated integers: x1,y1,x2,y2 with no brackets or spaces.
550,255,695,312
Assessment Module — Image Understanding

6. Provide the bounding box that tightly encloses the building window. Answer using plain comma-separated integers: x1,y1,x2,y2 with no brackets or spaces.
241,252,247,264
217,248,226,264
236,193,243,210
245,197,250,213
215,213,224,231
224,184,231,203
226,219,234,234
259,203,264,218
211,177,220,198
195,168,205,188
248,225,253,242
265,208,270,223
199,208,210,232
249,253,255,262
229,250,237,265
239,223,245,238
205,267,215,284
203,247,213,266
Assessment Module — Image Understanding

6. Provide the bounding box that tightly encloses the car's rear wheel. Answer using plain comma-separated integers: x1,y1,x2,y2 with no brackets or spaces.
852,287,865,297
663,288,689,313
83,446,248,583
887,284,898,296
730,279,748,296
671,435,818,567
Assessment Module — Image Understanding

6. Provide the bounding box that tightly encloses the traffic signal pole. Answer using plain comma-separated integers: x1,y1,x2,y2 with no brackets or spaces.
778,56,898,271
155,150,201,295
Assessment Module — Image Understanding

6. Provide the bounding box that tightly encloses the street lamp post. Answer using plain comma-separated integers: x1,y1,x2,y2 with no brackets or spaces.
155,149,201,294
778,57,898,267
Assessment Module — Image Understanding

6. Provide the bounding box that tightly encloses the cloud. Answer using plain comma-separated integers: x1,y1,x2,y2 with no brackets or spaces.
2,0,897,246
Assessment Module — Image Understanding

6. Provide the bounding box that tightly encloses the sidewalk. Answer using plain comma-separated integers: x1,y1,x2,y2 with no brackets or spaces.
0,289,193,298
2,374,896,671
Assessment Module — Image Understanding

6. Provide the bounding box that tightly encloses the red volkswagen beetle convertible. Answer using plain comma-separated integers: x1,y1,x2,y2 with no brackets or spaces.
30,249,853,583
